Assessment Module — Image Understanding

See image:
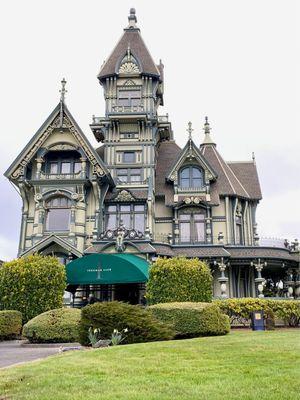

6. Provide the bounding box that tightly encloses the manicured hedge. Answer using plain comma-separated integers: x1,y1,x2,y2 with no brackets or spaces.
146,257,213,305
149,302,230,338
22,308,81,343
0,255,66,322
214,298,300,327
79,301,175,346
0,310,22,340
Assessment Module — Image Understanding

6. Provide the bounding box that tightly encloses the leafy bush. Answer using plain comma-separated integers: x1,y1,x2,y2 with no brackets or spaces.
146,257,213,305
0,310,22,340
0,255,66,322
22,308,81,343
149,302,230,338
215,298,300,327
79,301,175,346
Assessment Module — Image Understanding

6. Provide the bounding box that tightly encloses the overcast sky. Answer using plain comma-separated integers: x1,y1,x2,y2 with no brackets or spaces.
0,0,299,260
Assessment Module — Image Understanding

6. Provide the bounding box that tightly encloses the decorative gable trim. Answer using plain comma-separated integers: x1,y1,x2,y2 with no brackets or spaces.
166,139,217,184
5,103,111,182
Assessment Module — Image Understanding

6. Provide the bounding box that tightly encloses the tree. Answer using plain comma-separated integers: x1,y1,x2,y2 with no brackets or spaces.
0,254,66,322
146,257,213,305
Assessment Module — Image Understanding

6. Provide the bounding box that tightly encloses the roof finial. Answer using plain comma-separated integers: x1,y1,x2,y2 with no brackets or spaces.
204,116,211,134
252,152,256,164
59,78,67,103
128,8,137,28
200,116,216,147
187,121,193,141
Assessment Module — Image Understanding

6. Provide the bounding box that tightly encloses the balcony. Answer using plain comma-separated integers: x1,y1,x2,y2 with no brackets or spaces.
111,105,144,113
38,171,87,181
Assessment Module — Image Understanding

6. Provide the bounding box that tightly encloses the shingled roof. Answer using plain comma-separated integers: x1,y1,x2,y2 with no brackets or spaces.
98,25,160,79
227,161,262,200
155,141,181,205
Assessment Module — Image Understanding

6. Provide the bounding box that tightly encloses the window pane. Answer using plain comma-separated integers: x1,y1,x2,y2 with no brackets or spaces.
46,209,70,231
119,98,129,106
123,152,135,163
74,162,81,173
121,213,130,228
60,197,68,207
192,178,202,187
61,162,71,174
130,174,140,182
131,98,141,106
194,214,205,221
134,214,144,232
118,175,128,182
194,222,205,242
179,214,190,221
117,169,128,175
50,162,58,174
120,205,130,212
192,168,201,178
181,168,189,178
134,205,144,212
106,213,117,230
181,178,190,188
179,222,190,242
107,205,117,212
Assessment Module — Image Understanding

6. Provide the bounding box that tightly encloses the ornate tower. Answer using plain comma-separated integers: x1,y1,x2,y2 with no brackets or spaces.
90,9,172,237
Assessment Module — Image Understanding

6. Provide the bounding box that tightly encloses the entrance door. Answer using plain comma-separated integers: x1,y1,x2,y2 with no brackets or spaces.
114,283,140,304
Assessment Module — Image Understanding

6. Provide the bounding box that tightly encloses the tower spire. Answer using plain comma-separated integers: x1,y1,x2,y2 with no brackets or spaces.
201,116,216,146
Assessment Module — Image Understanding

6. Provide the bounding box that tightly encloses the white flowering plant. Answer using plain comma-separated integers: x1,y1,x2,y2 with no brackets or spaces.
110,328,128,346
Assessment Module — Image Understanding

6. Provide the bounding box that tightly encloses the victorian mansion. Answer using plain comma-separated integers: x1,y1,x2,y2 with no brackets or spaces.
5,9,299,304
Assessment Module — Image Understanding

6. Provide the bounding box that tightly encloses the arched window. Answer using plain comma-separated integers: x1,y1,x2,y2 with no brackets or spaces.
179,166,203,188
45,197,71,231
178,208,206,244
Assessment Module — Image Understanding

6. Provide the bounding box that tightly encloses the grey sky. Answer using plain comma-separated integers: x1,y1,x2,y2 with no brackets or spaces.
0,0,299,260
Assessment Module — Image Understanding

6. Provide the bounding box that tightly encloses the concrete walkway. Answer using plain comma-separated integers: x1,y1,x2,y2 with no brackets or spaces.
0,340,66,368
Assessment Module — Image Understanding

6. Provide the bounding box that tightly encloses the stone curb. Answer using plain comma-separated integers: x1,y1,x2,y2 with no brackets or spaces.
20,342,82,348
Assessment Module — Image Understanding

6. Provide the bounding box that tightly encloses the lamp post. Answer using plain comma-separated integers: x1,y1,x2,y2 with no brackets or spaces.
251,259,267,298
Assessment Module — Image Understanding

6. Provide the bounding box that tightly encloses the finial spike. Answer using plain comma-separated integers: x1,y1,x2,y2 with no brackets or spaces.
204,116,211,134
59,78,67,103
252,152,256,164
186,121,193,140
128,8,137,27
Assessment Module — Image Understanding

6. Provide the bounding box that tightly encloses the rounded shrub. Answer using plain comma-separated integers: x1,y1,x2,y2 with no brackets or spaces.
149,302,230,337
146,257,213,305
0,310,22,340
0,255,66,322
22,308,81,343
79,301,175,346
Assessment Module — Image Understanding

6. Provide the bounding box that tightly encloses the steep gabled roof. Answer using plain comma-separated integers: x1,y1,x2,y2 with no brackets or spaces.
98,28,160,79
200,144,251,199
227,161,262,200
5,102,113,184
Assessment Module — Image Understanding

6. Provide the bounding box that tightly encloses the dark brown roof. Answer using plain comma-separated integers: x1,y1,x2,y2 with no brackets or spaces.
105,189,148,201
201,144,254,199
85,242,156,254
155,141,181,205
227,247,296,261
98,29,160,79
227,162,262,200
173,247,230,258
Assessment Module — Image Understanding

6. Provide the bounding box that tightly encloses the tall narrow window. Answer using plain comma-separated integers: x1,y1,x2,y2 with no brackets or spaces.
179,166,204,189
179,209,205,243
45,197,71,231
236,216,243,245
118,89,141,107
117,168,141,183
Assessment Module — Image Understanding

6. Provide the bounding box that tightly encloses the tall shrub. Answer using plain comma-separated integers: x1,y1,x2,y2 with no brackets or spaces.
146,257,213,305
0,255,66,322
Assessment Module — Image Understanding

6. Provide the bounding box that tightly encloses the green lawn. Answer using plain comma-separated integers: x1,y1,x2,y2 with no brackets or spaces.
0,330,299,400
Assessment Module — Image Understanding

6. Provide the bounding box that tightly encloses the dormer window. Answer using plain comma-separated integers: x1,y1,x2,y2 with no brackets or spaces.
44,151,81,175
179,166,203,189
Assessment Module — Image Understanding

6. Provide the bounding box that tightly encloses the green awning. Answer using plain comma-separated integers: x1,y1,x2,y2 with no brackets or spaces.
66,253,149,285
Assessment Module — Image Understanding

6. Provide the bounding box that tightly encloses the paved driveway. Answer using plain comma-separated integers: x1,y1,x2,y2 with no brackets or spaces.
0,340,60,368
